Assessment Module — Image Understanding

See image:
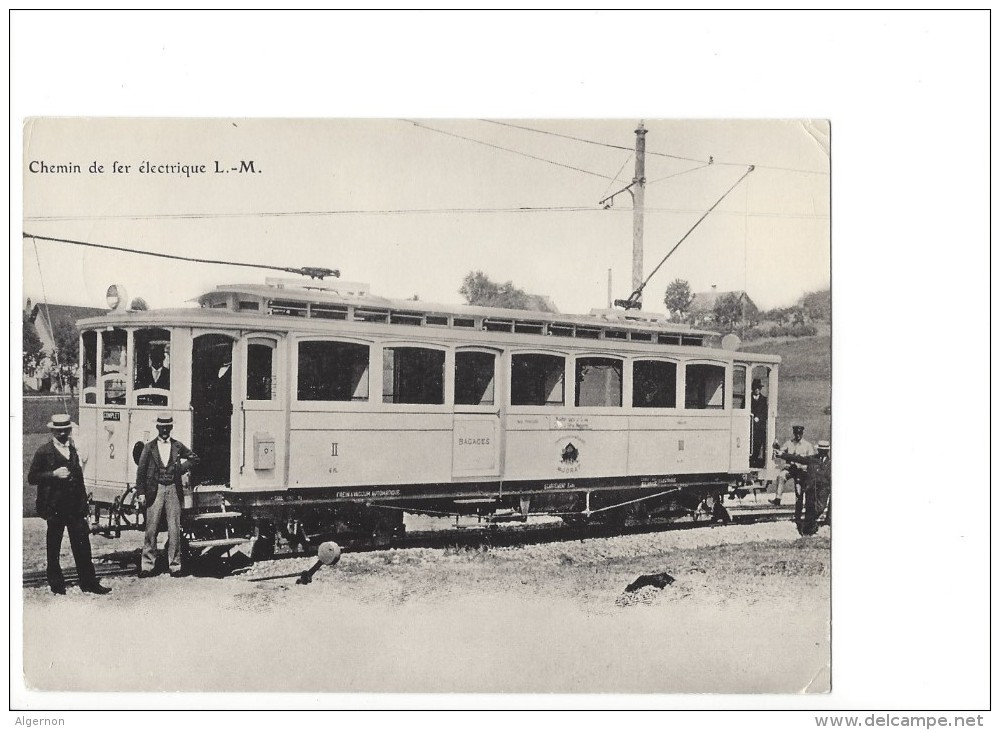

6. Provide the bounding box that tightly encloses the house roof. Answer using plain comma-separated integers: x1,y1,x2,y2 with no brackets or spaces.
689,290,752,313
29,303,107,332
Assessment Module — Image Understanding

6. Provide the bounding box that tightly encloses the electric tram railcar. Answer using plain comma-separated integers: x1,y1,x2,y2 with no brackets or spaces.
77,278,780,555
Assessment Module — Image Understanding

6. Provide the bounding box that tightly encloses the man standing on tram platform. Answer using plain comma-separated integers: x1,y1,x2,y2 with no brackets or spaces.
770,425,816,519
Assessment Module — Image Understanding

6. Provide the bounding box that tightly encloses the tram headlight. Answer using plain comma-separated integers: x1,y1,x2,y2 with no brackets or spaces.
106,284,128,311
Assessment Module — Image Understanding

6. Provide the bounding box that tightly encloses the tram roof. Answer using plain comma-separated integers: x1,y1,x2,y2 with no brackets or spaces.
194,283,719,337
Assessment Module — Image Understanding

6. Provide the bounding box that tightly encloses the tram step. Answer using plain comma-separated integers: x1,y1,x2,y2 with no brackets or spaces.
190,512,244,521
187,537,247,549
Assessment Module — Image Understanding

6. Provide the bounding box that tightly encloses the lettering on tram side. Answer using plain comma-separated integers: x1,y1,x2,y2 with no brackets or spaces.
458,437,491,446
550,416,591,430
335,489,403,499
102,411,121,421
640,476,678,488
542,481,575,491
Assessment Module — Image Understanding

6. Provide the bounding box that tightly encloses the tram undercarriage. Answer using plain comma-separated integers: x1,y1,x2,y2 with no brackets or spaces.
88,472,751,564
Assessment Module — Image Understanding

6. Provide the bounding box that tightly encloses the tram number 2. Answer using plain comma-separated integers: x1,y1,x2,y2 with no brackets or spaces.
108,443,115,459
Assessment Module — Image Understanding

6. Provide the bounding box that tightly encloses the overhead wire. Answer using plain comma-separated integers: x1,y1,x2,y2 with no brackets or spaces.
24,205,598,222
481,119,830,175
23,232,341,279
405,120,618,181
617,166,756,309
599,153,633,201
480,119,707,163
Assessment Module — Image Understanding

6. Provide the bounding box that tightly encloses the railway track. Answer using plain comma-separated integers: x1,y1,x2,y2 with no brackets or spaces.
22,503,796,588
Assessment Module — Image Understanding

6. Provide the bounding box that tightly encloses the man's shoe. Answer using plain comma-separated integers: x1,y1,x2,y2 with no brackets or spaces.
769,498,782,506
81,583,112,595
50,585,66,595
169,571,185,578
138,570,155,578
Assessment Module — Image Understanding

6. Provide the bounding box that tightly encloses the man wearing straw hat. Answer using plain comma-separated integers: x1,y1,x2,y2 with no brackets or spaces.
136,414,199,577
28,413,111,595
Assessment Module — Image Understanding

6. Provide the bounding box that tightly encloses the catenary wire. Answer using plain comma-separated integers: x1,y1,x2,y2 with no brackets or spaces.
405,120,618,181
481,119,830,175
24,205,598,222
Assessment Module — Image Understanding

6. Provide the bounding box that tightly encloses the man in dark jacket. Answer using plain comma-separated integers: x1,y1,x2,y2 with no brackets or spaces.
749,379,768,468
28,414,110,595
780,439,831,536
136,414,199,577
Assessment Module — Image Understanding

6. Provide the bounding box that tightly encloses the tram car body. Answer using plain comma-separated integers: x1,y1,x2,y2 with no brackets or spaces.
76,278,780,551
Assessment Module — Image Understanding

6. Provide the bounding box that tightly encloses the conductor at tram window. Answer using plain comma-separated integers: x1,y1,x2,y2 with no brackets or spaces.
136,414,198,577
749,379,768,468
135,346,170,390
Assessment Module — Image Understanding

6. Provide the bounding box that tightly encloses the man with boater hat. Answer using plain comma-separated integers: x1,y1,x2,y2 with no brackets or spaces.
136,414,199,577
28,413,110,595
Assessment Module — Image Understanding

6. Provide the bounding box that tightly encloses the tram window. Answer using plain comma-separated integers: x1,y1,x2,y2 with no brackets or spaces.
685,363,726,410
298,341,370,402
511,354,565,406
575,357,622,407
82,331,98,404
133,328,171,406
101,328,127,405
383,347,445,405
247,341,277,401
732,365,747,409
455,351,496,406
633,360,677,408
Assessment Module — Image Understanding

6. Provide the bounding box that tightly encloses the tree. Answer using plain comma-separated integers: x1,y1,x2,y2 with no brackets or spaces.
663,279,695,321
22,311,42,362
52,319,80,366
713,292,759,334
459,271,532,310
799,288,831,323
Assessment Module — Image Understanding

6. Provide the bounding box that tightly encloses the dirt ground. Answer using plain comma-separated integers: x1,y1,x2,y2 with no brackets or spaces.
20,517,830,695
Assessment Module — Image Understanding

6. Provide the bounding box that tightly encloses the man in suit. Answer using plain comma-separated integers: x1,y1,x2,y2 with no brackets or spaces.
135,347,170,390
136,414,199,577
28,414,110,595
749,379,768,468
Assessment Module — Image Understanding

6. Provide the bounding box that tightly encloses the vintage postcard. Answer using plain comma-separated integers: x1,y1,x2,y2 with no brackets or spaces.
20,118,831,694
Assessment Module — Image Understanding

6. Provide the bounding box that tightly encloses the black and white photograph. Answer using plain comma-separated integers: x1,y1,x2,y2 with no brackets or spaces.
9,9,990,721
19,116,832,694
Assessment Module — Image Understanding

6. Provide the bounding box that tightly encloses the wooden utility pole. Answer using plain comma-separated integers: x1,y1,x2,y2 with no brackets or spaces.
631,121,647,304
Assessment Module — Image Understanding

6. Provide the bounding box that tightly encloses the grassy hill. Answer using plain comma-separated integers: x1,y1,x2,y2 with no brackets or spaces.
741,335,831,444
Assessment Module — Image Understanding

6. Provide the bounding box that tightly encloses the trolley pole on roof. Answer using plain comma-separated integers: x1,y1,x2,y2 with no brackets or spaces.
631,121,647,305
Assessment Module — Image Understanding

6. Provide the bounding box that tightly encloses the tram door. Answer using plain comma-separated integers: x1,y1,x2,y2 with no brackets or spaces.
191,334,236,485
730,363,751,470
452,349,502,479
235,334,285,490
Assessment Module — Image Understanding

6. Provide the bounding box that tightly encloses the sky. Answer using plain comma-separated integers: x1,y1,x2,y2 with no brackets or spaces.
21,118,829,315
